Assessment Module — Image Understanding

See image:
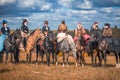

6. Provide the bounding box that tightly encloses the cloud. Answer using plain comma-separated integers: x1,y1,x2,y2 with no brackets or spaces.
57,0,73,8
77,0,93,9
0,0,15,5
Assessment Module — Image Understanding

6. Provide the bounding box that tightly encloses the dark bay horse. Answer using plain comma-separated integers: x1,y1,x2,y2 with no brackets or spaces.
36,31,55,66
98,37,120,67
1,29,22,64
25,29,45,64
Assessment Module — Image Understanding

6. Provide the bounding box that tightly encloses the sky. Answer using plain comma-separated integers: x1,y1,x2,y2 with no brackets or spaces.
0,0,120,30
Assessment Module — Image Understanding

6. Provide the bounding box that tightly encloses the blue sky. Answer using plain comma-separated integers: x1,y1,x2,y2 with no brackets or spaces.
0,0,120,30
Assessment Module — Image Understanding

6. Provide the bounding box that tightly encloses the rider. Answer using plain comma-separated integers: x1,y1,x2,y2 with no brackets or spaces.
0,19,10,62
57,20,76,58
1,19,10,36
90,22,102,42
42,20,50,36
21,19,29,49
74,23,90,44
102,23,112,43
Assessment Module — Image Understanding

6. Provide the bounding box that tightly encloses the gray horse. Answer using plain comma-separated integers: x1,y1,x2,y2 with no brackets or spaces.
56,33,76,67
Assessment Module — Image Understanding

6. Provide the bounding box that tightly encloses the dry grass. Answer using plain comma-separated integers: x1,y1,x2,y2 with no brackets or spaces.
0,52,120,80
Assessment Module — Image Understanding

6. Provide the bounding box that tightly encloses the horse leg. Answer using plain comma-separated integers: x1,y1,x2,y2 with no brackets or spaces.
76,51,79,67
55,51,58,65
81,51,85,67
0,51,3,63
103,50,107,67
114,52,119,68
36,50,39,65
98,51,102,67
26,54,29,64
46,52,50,66
29,52,32,63
62,52,65,67
5,51,9,64
52,51,54,64
65,52,69,67
41,50,44,62
91,51,94,66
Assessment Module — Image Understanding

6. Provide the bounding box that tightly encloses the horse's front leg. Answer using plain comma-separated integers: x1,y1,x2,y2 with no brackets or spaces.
46,52,50,66
55,51,58,65
52,50,55,64
65,52,69,67
103,50,106,67
5,51,9,64
29,51,32,63
62,52,65,67
26,54,29,64
98,51,102,67
76,51,79,67
36,49,39,65
0,51,3,63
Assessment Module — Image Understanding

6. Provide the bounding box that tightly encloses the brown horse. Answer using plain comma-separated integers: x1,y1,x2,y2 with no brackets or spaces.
25,28,45,63
75,34,86,67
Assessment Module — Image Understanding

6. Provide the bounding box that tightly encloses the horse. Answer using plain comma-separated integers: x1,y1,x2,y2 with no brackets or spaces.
25,28,45,64
36,31,56,66
98,37,120,67
75,35,86,67
0,29,22,64
56,33,76,67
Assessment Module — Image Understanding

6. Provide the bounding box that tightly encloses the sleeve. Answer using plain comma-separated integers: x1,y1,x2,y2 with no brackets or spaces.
8,27,10,34
102,29,106,36
108,29,112,37
1,27,4,34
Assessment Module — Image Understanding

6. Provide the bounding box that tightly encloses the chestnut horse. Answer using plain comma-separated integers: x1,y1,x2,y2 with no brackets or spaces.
25,29,44,63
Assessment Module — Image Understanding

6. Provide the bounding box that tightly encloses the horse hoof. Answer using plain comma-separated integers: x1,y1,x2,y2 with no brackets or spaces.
56,62,58,65
36,63,38,65
82,64,84,67
116,64,119,68
76,63,78,67
63,64,65,67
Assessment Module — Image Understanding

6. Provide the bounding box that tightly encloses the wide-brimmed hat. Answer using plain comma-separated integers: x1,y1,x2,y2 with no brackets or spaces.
94,22,98,24
105,23,110,27
44,20,48,25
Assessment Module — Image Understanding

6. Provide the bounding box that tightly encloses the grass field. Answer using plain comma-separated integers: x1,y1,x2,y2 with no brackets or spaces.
0,52,120,80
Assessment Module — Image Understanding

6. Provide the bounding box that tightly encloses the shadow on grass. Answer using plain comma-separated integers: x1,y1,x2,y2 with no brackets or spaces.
0,69,13,73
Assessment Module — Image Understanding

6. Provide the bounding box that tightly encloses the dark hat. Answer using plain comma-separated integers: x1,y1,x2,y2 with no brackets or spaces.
2,19,7,24
94,22,98,24
105,23,110,27
61,20,65,24
22,19,28,24
44,20,48,25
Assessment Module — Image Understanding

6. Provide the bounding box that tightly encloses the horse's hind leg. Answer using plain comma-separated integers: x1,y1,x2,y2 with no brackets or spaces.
114,52,119,68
